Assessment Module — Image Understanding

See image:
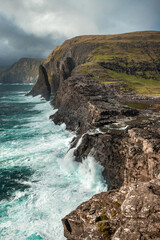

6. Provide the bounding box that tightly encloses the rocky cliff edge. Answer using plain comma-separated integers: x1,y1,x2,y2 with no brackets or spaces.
28,31,160,239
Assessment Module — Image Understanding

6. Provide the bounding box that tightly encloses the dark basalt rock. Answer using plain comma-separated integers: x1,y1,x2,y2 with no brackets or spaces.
26,65,51,101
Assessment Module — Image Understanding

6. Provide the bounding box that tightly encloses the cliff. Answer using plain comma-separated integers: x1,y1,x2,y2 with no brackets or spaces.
26,65,51,101
0,58,45,84
28,31,160,239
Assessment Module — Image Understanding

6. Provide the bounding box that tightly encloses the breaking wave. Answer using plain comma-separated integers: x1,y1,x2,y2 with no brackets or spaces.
0,84,107,240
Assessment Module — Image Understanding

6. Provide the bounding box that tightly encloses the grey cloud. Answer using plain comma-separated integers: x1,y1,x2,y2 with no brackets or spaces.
0,0,159,66
0,14,65,66
94,0,160,33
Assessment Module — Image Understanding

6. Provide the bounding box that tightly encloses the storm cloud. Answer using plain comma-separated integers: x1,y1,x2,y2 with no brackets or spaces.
0,0,159,66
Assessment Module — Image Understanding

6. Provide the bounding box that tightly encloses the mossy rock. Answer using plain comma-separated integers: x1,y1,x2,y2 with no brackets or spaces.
97,222,113,239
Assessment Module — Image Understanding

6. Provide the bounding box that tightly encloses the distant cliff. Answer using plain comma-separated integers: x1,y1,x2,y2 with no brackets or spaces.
0,58,45,83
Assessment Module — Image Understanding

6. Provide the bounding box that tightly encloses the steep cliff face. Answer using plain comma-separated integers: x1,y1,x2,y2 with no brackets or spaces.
0,58,45,83
73,119,160,189
28,31,160,239
26,65,51,101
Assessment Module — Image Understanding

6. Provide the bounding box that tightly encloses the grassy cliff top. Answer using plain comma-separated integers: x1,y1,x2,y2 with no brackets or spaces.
45,31,160,95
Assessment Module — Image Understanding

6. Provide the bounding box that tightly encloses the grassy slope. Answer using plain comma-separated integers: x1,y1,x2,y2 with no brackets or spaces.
46,31,160,95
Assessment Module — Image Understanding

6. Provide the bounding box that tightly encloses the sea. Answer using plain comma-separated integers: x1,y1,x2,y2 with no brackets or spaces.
0,84,107,240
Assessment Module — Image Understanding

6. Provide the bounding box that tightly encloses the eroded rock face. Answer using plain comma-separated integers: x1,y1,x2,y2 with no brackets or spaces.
73,120,160,190
27,65,51,101
62,180,160,240
50,68,139,133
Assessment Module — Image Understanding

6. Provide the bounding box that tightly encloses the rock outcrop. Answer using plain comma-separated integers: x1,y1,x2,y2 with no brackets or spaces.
26,65,51,101
0,58,45,84
62,179,160,240
28,31,160,239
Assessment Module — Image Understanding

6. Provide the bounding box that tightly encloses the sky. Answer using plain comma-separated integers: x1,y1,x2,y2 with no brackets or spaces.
0,0,160,66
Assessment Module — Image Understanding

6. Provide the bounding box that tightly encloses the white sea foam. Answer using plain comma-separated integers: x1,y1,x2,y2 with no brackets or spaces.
0,88,107,240
0,83,35,85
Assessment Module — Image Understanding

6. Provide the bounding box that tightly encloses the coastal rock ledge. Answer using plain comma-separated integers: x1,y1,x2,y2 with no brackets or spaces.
62,179,160,240
28,31,160,239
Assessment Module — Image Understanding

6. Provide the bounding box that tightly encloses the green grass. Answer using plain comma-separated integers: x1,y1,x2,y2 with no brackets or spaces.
123,102,149,109
79,62,160,95
119,73,160,95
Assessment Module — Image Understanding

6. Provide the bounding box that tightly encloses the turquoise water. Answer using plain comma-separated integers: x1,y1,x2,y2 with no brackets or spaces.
0,84,107,240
